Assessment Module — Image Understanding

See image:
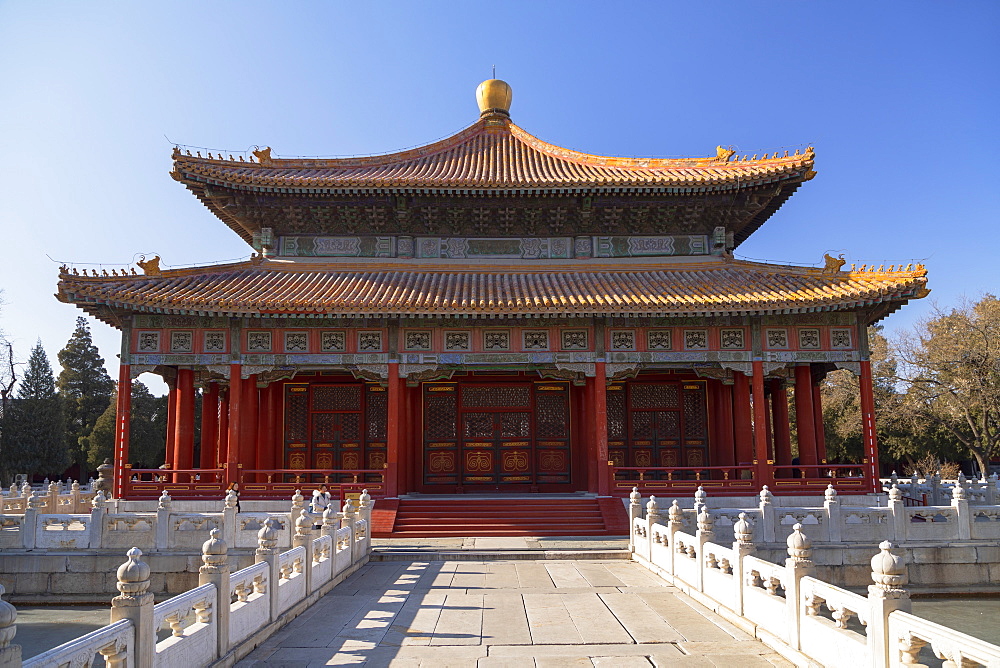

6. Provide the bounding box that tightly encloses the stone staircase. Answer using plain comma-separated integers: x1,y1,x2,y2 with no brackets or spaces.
372,496,628,538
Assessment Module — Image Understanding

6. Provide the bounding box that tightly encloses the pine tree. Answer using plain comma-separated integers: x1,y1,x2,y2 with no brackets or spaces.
57,317,114,471
1,341,68,479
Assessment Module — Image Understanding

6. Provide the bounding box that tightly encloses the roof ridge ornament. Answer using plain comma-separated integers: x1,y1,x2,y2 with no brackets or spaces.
476,79,512,118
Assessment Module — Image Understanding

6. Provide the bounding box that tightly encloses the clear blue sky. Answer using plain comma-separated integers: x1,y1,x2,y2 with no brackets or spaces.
1,2,997,395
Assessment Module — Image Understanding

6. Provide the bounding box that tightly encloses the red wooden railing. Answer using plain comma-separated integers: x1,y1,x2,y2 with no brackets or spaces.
121,467,384,501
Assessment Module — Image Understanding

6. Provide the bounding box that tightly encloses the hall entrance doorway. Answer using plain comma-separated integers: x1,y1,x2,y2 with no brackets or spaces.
420,380,573,491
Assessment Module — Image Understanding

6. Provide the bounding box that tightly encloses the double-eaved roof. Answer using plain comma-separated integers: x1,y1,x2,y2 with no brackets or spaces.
58,257,928,327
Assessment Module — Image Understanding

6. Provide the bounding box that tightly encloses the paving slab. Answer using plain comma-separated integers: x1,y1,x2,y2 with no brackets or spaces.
236,558,790,667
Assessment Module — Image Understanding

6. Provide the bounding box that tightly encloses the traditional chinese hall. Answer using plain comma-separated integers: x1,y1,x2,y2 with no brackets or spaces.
58,79,928,514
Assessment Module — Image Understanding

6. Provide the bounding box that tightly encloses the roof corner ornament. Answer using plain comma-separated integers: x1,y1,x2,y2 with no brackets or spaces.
714,146,735,163
136,255,161,277
252,146,273,166
822,253,846,274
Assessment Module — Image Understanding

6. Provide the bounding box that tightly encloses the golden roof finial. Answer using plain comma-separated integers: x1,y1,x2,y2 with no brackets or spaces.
476,79,512,118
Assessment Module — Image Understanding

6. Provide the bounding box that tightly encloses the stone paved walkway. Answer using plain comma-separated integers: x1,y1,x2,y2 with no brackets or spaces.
236,560,792,667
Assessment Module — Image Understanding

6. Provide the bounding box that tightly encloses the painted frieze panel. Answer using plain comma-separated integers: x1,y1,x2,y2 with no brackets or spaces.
610,330,636,351
404,330,432,351
522,330,549,351
284,332,309,353
830,328,853,349
683,330,708,350
137,331,160,353
170,331,193,353
203,331,226,353
247,331,272,352
358,331,383,352
561,330,589,351
483,330,510,351
444,331,471,351
321,331,346,352
647,330,672,350
765,328,789,349
798,328,821,349
719,328,745,350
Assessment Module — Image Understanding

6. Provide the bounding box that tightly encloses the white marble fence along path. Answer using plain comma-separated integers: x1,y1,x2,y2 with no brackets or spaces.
5,491,374,667
628,487,1000,667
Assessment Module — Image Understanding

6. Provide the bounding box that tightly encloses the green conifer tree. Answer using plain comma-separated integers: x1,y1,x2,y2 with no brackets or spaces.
57,317,114,471
1,341,68,479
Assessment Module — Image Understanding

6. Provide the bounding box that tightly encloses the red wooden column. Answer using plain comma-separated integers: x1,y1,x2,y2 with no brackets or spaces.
771,379,793,472
716,383,735,467
173,368,195,480
732,372,753,468
794,364,818,468
385,364,401,497
751,361,773,488
240,375,259,479
164,379,177,472
581,378,596,493
217,387,230,470
113,363,132,498
255,382,270,476
199,382,220,470
593,361,609,496
258,383,276,473
225,365,242,488
812,383,827,465
859,360,880,492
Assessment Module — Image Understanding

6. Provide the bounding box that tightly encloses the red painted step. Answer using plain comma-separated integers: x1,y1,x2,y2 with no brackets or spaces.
373,497,629,538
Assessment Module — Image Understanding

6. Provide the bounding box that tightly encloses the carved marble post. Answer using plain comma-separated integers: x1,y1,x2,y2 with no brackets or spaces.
89,491,108,548
289,489,304,533
110,548,154,668
0,584,20,668
70,480,81,513
867,541,911,668
887,485,907,543
824,484,841,543
758,486,776,543
783,524,814,650
254,519,280,622
358,489,372,530
732,512,755,616
951,482,971,540
341,500,358,563
693,486,707,516
322,505,340,538
628,487,642,554
199,528,229,658
155,491,172,551
695,508,715,592
21,492,43,550
667,500,684,577
293,509,315,594
223,489,239,547
47,480,59,513
987,473,999,506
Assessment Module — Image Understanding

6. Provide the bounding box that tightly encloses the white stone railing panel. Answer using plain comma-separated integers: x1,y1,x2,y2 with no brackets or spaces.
671,530,700,585
2,498,26,513
798,576,869,665
903,507,959,541
152,582,217,667
34,514,91,549
971,508,1000,540
334,526,352,574
839,507,890,543
741,554,788,639
0,516,23,549
233,513,291,549
701,541,736,609
649,524,670,570
23,618,134,667
167,514,222,550
774,508,829,542
229,561,270,646
888,609,1000,667
312,534,333,584
277,546,307,615
103,514,155,550
354,518,369,554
